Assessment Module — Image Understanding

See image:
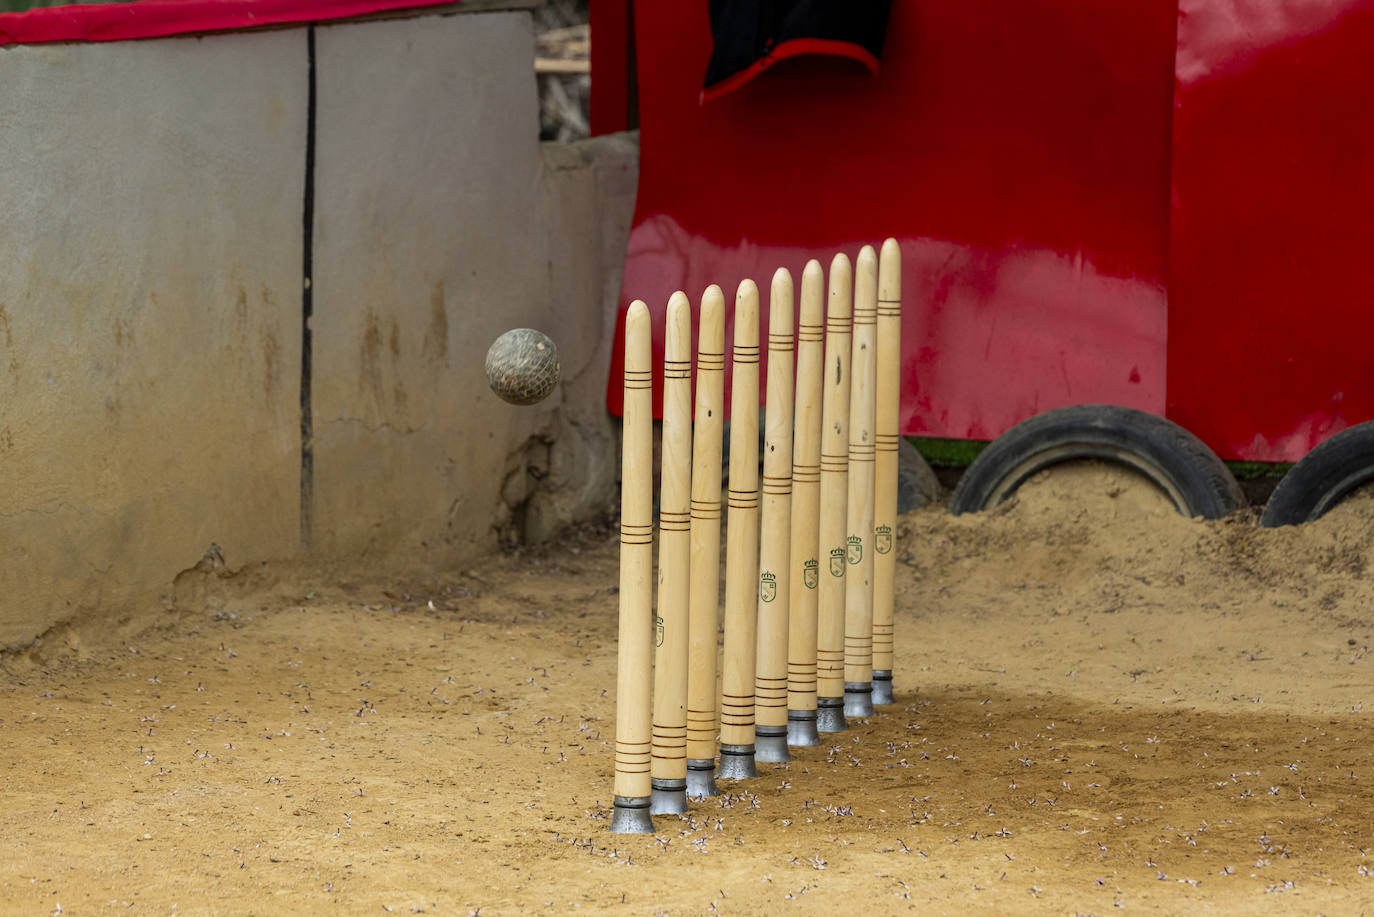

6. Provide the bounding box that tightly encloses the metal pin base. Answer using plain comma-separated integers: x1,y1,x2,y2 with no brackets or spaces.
754,727,791,763
650,779,688,815
686,759,719,798
872,671,895,706
817,696,847,733
845,682,874,718
787,710,821,746
716,743,758,780
609,795,654,834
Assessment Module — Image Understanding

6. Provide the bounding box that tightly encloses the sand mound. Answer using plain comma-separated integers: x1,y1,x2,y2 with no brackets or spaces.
3,463,1372,914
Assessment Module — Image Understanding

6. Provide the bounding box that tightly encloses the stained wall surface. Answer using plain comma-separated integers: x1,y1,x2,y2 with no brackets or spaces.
311,11,546,563
0,30,307,649
0,8,637,649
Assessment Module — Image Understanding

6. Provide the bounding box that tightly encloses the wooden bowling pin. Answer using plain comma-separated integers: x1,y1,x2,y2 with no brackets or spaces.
844,246,878,719
718,280,761,781
872,239,902,706
651,293,693,814
815,254,852,733
754,269,794,764
611,300,655,834
686,285,726,798
786,259,825,746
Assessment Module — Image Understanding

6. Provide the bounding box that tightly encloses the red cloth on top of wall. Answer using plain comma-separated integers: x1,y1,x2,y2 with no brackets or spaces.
0,0,459,47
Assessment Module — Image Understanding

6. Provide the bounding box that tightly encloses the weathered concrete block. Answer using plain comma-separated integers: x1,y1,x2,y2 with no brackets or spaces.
0,31,306,648
0,8,639,649
311,10,551,563
522,133,639,543
312,12,637,559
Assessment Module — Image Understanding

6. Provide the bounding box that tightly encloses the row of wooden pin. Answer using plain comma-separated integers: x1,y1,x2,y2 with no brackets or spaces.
612,240,902,834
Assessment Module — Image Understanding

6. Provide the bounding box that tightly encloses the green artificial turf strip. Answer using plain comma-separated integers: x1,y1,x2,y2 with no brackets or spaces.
908,436,988,468
911,436,1291,480
1226,460,1292,480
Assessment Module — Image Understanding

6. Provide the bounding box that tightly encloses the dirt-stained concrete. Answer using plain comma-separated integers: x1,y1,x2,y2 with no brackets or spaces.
0,8,637,651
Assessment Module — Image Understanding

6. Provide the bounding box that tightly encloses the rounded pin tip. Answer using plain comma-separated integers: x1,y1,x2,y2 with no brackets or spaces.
769,270,794,332
667,291,692,325
879,239,902,300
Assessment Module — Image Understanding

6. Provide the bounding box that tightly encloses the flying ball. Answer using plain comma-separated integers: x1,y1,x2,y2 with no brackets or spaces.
485,328,561,405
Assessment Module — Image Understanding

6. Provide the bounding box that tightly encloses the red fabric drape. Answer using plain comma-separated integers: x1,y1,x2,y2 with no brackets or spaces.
0,0,460,47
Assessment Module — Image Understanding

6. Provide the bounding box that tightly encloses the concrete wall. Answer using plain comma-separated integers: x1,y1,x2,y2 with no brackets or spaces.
0,31,307,650
0,8,637,650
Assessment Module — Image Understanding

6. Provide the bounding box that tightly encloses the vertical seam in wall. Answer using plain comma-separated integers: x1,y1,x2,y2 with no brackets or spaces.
300,24,317,551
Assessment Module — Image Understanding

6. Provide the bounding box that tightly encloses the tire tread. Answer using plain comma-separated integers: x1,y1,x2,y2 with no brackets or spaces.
1261,421,1374,527
949,404,1244,519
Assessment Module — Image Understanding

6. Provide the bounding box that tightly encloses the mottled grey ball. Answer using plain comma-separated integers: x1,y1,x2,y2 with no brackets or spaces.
485,328,561,405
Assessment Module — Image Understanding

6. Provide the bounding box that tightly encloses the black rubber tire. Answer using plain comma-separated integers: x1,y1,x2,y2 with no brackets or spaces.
1261,421,1374,527
897,436,942,514
949,404,1245,519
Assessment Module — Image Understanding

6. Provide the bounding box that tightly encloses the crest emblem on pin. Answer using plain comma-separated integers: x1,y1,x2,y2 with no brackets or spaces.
829,547,846,578
803,559,819,589
875,524,892,555
655,614,664,647
847,535,863,565
760,571,777,603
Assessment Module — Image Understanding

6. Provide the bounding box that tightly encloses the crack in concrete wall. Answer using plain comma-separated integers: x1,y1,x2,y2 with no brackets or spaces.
0,10,638,651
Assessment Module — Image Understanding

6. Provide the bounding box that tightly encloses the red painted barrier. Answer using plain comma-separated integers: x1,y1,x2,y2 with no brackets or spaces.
1167,0,1374,461
606,0,1176,443
603,0,1374,463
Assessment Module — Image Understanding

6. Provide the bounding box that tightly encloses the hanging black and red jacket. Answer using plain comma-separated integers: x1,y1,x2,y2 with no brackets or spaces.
702,0,894,101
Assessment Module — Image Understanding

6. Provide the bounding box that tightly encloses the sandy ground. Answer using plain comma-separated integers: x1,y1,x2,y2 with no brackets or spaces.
3,463,1374,916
